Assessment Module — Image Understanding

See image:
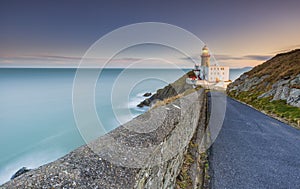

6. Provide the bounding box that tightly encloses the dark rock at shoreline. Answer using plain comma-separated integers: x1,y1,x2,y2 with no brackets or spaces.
137,99,151,107
11,167,31,180
143,92,152,97
137,71,195,108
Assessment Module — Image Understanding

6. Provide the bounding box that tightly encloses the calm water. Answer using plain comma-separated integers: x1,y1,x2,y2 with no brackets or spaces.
230,67,252,81
0,67,248,184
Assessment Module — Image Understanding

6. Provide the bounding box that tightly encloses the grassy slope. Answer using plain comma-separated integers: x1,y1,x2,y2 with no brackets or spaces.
244,49,300,91
228,49,300,128
228,91,300,127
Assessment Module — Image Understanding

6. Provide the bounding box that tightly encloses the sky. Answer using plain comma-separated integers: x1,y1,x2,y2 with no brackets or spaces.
1,0,300,68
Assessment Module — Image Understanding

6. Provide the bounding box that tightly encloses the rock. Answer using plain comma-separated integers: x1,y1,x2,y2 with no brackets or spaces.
272,85,290,101
137,71,193,108
258,90,275,99
239,74,249,80
228,85,238,92
143,92,152,97
272,79,290,88
137,99,151,107
11,167,31,180
287,88,300,107
290,74,300,86
227,49,300,108
260,79,291,100
228,75,270,94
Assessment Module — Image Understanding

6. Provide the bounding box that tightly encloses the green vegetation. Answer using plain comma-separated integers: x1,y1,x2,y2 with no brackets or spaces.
228,91,300,128
176,151,194,188
201,152,210,181
176,140,210,189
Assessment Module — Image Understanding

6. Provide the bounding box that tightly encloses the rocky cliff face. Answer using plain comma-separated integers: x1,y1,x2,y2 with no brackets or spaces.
137,71,195,107
227,49,300,108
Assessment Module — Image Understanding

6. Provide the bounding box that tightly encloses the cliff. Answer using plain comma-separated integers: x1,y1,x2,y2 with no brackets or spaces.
137,71,195,107
227,49,300,126
1,89,208,189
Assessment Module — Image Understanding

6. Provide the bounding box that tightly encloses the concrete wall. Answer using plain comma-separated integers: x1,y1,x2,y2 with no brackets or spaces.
1,89,206,189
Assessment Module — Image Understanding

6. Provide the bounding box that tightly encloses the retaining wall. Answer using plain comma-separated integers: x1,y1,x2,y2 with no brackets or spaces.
1,89,206,189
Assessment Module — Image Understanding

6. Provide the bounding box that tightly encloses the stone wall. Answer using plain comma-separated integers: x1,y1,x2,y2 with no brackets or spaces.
1,89,206,189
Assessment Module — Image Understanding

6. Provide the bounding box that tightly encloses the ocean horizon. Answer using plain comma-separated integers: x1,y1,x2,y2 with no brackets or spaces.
0,67,250,184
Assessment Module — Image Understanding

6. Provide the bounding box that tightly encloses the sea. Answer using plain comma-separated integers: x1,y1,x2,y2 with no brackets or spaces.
0,67,251,184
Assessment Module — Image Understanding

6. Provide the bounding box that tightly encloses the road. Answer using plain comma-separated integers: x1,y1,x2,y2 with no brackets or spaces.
208,92,300,189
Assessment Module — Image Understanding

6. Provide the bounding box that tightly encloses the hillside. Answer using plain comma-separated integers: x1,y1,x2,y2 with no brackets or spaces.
137,71,196,107
227,49,300,127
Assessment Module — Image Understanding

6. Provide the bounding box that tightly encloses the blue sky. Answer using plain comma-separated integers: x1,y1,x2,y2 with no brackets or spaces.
1,0,300,68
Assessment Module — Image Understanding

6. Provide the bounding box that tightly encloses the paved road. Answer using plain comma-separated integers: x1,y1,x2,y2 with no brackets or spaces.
208,92,300,189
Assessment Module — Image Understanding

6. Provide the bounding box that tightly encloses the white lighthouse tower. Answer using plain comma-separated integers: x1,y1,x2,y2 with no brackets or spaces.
201,45,210,80
201,45,210,67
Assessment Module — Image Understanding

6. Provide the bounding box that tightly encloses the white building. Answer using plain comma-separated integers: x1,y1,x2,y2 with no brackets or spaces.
200,45,230,82
204,66,230,82
187,45,231,89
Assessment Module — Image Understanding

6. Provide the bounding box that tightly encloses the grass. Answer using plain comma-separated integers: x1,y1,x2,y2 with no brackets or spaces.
228,90,300,128
227,49,300,127
200,152,210,185
150,94,184,109
239,49,300,92
176,152,194,189
227,49,300,128
151,86,202,109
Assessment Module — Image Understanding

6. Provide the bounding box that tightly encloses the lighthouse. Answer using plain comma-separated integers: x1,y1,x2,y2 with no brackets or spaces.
201,45,210,67
187,45,230,88
200,45,210,80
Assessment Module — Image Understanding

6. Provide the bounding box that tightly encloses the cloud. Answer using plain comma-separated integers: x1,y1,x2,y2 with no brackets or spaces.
177,53,271,68
0,52,272,68
215,54,271,61
243,55,271,61
33,55,82,61
29,55,143,62
0,54,183,68
178,56,200,63
0,54,143,62
214,55,244,61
